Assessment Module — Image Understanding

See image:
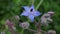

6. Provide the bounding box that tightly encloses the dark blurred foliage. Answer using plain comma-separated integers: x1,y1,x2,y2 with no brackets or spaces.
0,0,60,34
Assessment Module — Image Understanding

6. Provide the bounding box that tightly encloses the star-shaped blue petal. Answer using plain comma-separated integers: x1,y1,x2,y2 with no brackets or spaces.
28,15,34,22
22,6,30,12
21,11,29,16
21,5,41,22
33,11,41,17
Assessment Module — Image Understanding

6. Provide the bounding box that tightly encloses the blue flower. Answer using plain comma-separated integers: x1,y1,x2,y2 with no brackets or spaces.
21,5,41,22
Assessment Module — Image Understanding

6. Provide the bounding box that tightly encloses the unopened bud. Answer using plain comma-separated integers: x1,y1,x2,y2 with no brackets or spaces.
6,19,16,30
15,15,20,20
40,13,50,26
48,11,54,16
47,30,56,34
19,22,30,29
48,11,54,14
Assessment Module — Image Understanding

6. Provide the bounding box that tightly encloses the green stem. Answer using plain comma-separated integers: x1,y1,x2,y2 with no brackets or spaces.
20,29,24,34
35,0,43,10
34,20,37,30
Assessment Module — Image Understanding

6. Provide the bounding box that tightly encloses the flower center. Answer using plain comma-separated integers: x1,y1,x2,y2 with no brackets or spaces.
30,9,33,12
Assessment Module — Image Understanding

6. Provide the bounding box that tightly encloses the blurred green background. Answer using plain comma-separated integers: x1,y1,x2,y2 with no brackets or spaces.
0,0,60,34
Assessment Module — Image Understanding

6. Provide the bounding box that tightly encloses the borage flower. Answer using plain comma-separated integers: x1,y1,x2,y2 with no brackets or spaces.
21,5,41,22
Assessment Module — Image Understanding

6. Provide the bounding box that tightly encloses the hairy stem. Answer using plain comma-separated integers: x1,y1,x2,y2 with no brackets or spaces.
27,28,37,33
20,29,24,34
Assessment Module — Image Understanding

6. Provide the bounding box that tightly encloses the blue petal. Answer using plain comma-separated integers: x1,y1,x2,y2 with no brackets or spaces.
22,6,30,12
30,5,34,11
30,5,34,9
33,11,41,16
28,15,34,22
21,11,29,16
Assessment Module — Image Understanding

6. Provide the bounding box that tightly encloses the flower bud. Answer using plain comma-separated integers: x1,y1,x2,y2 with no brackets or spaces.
48,11,54,16
6,19,16,30
48,11,54,14
40,13,50,26
19,22,30,29
40,12,53,26
47,30,56,34
6,19,14,28
15,15,20,20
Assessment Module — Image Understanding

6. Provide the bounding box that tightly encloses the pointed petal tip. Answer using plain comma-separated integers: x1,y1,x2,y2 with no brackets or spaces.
33,11,41,16
30,5,34,9
28,15,34,22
